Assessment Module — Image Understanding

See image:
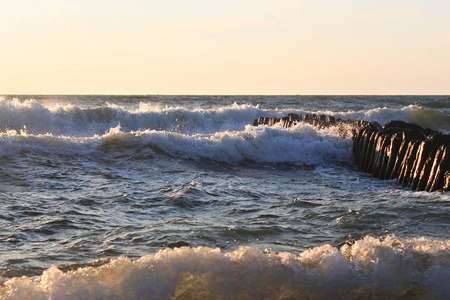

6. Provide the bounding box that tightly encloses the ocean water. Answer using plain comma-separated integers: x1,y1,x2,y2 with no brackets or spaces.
0,95,449,299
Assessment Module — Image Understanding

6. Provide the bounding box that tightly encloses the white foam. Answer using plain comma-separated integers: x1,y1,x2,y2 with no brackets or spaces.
338,104,450,133
361,105,416,125
0,99,273,136
1,121,353,166
0,236,447,299
1,99,448,162
2,99,447,136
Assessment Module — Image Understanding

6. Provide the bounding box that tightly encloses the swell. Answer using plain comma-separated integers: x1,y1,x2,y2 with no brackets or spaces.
0,236,448,299
0,99,270,136
1,99,449,136
0,124,354,166
361,105,450,134
1,98,449,165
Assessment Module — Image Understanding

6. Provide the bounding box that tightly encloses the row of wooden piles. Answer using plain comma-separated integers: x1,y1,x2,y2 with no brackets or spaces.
253,113,339,128
252,113,450,192
353,120,450,192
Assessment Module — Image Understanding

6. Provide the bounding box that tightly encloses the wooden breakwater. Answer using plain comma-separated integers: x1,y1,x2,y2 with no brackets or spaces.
253,114,450,192
253,113,340,128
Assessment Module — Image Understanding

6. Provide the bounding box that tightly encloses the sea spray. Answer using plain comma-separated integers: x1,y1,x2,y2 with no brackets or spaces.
1,95,448,299
0,236,448,299
2,98,448,136
1,122,353,165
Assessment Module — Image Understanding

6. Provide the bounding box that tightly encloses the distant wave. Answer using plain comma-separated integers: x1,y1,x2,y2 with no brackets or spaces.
1,236,448,299
2,99,448,136
1,99,449,163
0,123,353,166
361,105,450,134
424,98,450,109
0,99,270,136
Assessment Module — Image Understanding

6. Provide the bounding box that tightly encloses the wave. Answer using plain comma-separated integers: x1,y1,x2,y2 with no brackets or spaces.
0,124,353,166
0,236,448,299
360,105,450,134
0,99,272,136
423,97,450,110
1,99,449,163
2,99,449,136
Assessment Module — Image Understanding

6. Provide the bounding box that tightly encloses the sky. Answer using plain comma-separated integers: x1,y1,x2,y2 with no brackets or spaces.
1,0,450,95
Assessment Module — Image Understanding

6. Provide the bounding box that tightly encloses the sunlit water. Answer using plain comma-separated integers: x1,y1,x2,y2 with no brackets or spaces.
0,95,449,299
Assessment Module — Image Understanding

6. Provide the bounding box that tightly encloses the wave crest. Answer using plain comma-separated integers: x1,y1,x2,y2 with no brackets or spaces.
360,105,450,133
1,236,448,299
1,123,353,166
0,99,269,136
2,99,449,136
1,99,448,163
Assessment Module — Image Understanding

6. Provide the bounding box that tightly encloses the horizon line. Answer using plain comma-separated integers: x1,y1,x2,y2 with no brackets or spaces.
2,93,450,97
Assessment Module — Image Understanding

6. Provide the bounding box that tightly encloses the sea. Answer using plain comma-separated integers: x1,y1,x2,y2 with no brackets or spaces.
0,95,449,299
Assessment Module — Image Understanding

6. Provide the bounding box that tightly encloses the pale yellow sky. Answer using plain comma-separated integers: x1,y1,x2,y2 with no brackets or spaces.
1,0,449,95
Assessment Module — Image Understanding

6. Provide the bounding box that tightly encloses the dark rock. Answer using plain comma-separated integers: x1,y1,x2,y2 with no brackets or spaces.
425,146,445,192
356,120,370,128
288,113,301,123
372,134,390,178
381,127,408,136
417,157,434,191
444,171,450,192
362,132,378,172
354,129,366,167
370,121,383,132
280,116,289,128
251,114,448,193
398,140,420,186
167,241,191,248
428,145,450,191
424,128,439,137
428,133,450,152
384,134,402,179
382,120,424,132
409,140,432,189
389,139,410,179
304,114,316,123
269,118,280,126
367,132,381,172
354,128,368,166
403,129,427,142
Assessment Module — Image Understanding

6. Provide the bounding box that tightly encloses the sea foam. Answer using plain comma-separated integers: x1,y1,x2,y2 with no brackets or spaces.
0,123,353,166
2,99,448,136
1,99,448,163
0,236,448,299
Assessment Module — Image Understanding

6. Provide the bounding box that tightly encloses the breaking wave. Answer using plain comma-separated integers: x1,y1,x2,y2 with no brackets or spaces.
0,124,353,166
1,99,449,164
0,236,448,299
1,99,448,135
0,98,268,136
361,105,450,134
